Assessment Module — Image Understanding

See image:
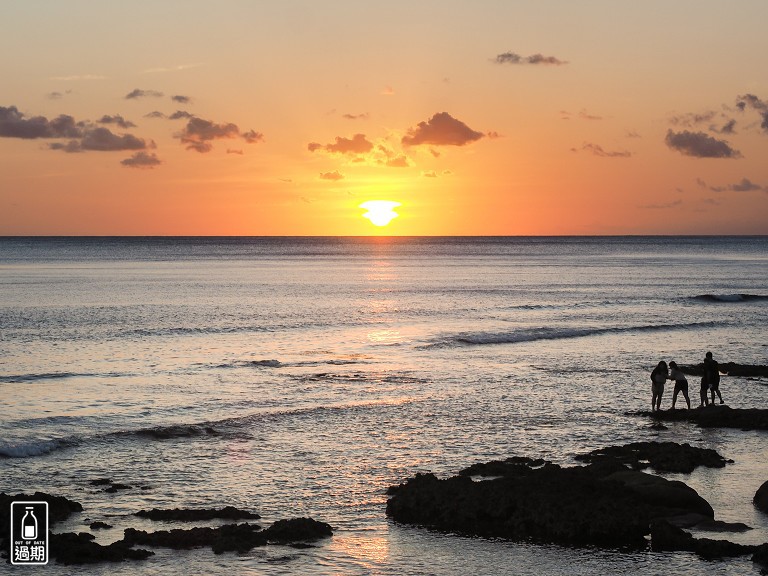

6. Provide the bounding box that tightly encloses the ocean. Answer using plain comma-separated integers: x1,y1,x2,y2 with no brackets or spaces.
1,236,767,574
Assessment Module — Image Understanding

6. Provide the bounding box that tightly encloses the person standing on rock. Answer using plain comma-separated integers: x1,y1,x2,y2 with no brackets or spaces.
668,361,690,409
650,361,668,412
705,351,724,405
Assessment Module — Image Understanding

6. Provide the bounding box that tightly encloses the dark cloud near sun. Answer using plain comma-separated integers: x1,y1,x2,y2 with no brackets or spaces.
664,129,741,158
342,113,369,120
125,89,164,100
98,114,136,129
308,133,374,155
494,52,568,66
319,170,344,181
402,112,484,147
385,154,410,168
176,116,262,152
121,151,161,168
640,200,683,210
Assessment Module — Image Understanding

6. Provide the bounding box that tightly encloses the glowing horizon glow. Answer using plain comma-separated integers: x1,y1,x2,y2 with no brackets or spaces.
359,201,401,227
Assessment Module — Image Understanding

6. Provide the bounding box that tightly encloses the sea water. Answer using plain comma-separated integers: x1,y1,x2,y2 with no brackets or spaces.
1,236,767,575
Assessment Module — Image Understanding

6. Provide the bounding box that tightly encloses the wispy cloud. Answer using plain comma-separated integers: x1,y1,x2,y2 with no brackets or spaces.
402,112,484,147
494,52,568,66
342,112,369,120
736,93,768,133
98,115,136,129
664,130,741,158
319,170,344,181
640,200,683,210
709,177,766,193
171,95,192,104
573,143,631,158
125,89,164,100
142,63,203,74
50,74,106,81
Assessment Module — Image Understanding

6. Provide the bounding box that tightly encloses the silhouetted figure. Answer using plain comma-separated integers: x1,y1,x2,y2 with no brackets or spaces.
705,351,724,405
650,361,668,412
669,361,690,409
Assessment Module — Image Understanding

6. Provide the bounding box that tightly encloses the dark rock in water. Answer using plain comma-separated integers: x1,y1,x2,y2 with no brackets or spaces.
386,459,714,548
650,520,756,559
0,491,83,525
124,523,267,554
104,483,132,493
135,506,260,522
693,519,752,533
459,456,550,477
49,532,154,565
630,405,768,431
754,543,768,571
681,362,768,378
89,478,113,486
575,441,731,473
756,481,768,514
123,518,332,554
263,517,334,543
89,521,113,530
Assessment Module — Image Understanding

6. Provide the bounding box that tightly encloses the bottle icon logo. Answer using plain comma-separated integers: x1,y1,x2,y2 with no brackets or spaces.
10,501,48,565
22,507,38,540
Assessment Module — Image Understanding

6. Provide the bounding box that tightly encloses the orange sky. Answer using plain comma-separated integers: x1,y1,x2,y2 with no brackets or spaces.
1,1,767,235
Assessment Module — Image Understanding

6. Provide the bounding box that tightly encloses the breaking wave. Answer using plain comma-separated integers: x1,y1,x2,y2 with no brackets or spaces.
422,322,718,349
692,294,768,303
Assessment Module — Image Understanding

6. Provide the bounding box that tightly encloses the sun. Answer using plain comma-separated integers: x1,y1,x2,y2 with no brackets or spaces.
359,200,401,227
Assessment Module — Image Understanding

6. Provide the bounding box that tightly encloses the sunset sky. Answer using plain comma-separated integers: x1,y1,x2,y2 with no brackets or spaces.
1,1,767,235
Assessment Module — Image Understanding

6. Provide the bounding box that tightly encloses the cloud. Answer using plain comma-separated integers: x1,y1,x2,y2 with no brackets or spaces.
494,52,568,66
710,119,736,134
626,130,641,138
486,131,502,139
226,148,244,155
175,116,262,152
640,200,683,210
125,88,164,100
0,106,85,139
575,143,631,158
422,170,438,178
98,114,136,129
669,110,718,127
402,112,484,147
121,151,161,169
51,127,148,153
709,177,766,193
241,129,264,144
142,63,203,74
168,110,194,120
342,112,369,120
50,74,106,81
664,130,741,158
47,91,64,100
736,93,768,133
171,95,192,104
319,170,344,181
308,133,374,155
385,154,410,168
145,111,166,119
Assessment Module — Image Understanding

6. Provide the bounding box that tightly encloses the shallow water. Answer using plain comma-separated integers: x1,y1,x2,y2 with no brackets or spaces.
1,236,767,574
